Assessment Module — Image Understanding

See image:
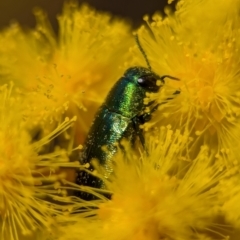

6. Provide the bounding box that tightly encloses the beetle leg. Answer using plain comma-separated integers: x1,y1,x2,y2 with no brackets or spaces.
138,103,159,125
160,75,180,100
136,87,181,153
165,90,181,101
132,116,148,153
148,89,181,112
140,88,181,123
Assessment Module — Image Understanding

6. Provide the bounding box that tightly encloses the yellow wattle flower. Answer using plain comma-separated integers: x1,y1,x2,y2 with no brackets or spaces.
0,83,79,240
42,127,238,240
0,1,133,140
131,0,240,166
1,0,240,239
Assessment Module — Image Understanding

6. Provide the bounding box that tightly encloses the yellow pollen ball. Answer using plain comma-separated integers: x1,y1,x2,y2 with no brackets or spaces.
198,85,214,108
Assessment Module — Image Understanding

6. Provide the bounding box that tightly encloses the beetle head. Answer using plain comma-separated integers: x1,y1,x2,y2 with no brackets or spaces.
124,67,163,93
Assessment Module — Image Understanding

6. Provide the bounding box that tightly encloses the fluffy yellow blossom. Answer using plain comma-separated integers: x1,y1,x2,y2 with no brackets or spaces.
130,0,240,165
0,83,79,240
0,1,133,140
42,127,238,240
2,0,240,239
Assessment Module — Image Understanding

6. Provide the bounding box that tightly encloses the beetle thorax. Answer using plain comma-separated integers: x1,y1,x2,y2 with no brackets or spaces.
104,77,147,119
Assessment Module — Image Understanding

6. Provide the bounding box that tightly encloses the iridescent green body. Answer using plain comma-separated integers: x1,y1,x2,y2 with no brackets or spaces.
76,67,163,200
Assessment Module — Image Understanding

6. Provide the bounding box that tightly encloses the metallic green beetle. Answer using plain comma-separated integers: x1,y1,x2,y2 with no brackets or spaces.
76,67,179,200
76,36,179,200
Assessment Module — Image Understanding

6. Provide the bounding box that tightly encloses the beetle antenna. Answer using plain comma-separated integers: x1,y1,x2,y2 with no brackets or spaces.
135,34,152,70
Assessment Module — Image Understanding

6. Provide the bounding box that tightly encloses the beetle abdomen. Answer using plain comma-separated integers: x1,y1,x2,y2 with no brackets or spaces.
76,106,134,200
